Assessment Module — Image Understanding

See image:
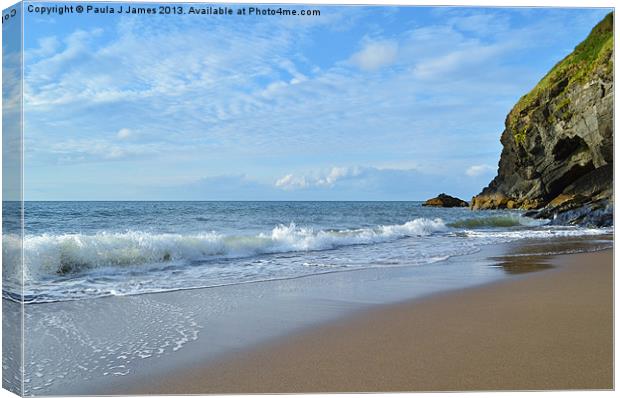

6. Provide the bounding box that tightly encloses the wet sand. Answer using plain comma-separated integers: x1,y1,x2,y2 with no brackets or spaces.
132,249,613,393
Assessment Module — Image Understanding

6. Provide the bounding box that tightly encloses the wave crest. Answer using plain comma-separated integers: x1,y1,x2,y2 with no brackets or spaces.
15,218,447,278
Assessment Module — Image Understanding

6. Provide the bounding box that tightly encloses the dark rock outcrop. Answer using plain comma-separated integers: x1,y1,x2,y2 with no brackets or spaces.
423,193,468,207
471,13,614,226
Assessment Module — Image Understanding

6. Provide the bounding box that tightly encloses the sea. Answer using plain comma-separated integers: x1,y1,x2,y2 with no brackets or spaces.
3,201,613,304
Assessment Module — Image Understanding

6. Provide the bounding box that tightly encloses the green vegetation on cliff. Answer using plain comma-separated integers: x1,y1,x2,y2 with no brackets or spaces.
508,12,614,144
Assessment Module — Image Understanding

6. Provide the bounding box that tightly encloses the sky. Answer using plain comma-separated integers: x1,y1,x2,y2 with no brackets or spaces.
6,3,612,200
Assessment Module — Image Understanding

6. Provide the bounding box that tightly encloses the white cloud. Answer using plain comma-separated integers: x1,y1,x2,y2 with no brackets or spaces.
412,43,507,80
275,174,308,190
465,164,495,177
278,58,308,85
275,166,369,190
276,166,363,190
316,166,363,187
29,36,60,58
350,40,398,71
116,128,132,140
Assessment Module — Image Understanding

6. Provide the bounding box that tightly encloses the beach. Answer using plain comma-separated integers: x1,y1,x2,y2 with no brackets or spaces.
7,201,613,395
128,249,613,393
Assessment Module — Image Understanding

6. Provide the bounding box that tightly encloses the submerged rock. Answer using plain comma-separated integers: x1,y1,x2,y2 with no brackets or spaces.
423,193,469,207
471,13,614,227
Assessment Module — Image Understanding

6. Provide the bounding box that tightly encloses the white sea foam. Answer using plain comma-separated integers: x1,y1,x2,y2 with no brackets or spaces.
463,226,612,241
13,218,447,279
4,216,613,304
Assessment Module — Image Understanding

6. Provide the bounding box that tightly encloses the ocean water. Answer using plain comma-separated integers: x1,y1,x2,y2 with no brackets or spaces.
3,201,612,304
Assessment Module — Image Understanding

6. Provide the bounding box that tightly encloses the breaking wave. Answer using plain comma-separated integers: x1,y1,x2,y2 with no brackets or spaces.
12,218,448,279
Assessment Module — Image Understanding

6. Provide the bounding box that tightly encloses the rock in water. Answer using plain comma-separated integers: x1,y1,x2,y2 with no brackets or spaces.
423,193,469,207
471,13,614,226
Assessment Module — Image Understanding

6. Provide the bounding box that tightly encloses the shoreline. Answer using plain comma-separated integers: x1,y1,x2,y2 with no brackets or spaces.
126,248,613,393
17,235,612,395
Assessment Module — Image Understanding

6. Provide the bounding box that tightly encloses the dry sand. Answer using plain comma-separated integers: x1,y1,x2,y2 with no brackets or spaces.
131,249,613,393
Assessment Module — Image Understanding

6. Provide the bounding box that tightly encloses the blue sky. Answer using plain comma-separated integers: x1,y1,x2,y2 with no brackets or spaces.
15,3,611,200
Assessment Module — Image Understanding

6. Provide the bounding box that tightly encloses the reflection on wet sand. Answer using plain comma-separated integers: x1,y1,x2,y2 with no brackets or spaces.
489,235,612,275
490,255,554,275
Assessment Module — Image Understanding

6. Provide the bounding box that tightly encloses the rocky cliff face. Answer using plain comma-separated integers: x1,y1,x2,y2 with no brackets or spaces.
471,13,614,226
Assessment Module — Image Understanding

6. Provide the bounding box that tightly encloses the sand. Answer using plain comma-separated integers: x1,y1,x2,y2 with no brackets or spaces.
130,249,613,393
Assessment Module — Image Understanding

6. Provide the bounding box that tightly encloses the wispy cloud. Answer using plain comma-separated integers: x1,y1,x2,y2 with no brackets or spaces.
275,166,364,190
350,40,398,71
20,7,611,200
465,164,495,177
116,128,132,140
47,138,165,163
29,36,60,58
275,174,309,190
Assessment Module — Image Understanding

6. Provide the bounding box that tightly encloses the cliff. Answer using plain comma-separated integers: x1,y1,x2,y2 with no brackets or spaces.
471,12,614,226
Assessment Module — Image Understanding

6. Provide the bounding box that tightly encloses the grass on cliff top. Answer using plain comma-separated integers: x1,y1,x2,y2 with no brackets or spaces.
508,12,614,140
